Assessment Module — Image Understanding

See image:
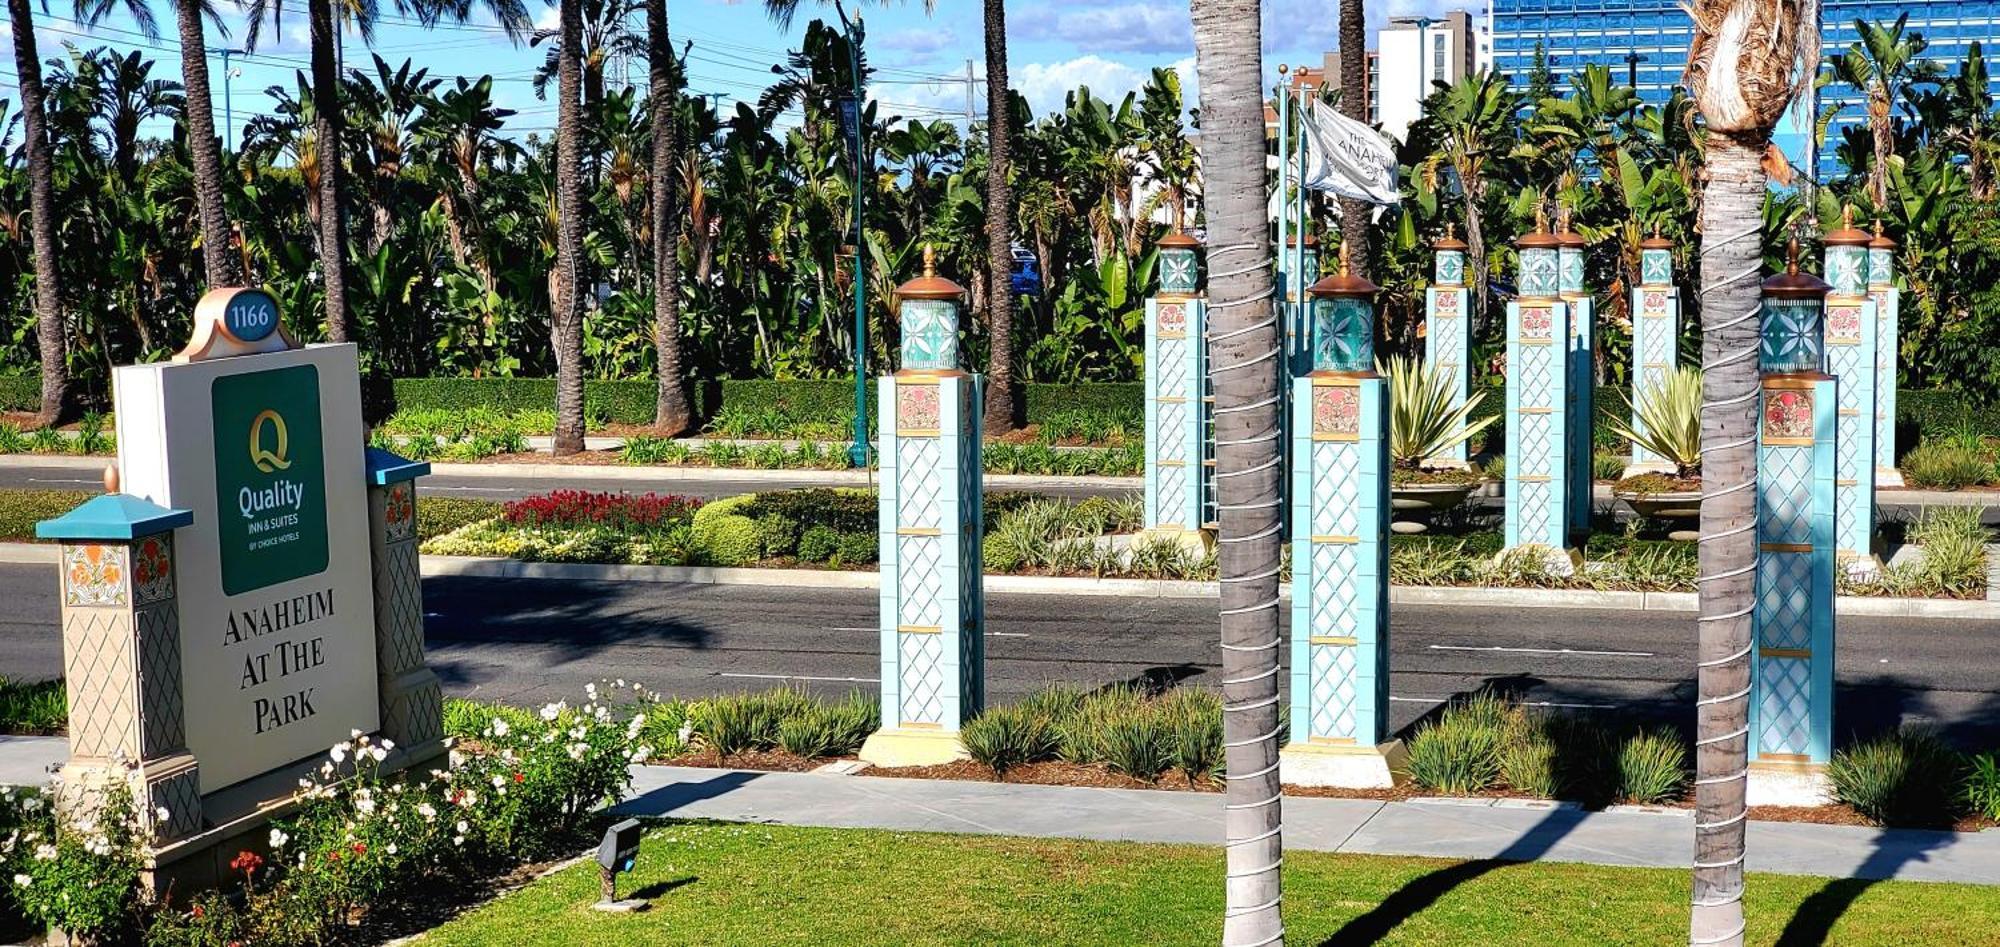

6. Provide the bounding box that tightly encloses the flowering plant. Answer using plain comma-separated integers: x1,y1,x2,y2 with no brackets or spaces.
1,779,144,944
502,490,701,530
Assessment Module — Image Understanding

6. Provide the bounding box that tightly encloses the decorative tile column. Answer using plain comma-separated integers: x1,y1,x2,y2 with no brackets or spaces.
1869,221,1901,486
1557,209,1595,535
1823,209,1879,568
1281,243,1402,788
1504,212,1576,563
1628,230,1682,475
365,449,445,769
1425,226,1473,466
1144,231,1211,537
1283,231,1321,377
1750,242,1838,807
862,247,984,767
37,492,202,846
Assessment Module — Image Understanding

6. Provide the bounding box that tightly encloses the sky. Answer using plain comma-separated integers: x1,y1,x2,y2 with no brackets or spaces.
0,0,1472,140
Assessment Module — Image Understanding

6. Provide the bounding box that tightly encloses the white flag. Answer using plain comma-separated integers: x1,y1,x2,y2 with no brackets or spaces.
1299,101,1401,206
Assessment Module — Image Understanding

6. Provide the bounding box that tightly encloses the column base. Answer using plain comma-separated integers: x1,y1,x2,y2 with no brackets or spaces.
1279,739,1406,789
859,727,967,768
1876,467,1905,488
1497,543,1580,578
1747,759,1831,808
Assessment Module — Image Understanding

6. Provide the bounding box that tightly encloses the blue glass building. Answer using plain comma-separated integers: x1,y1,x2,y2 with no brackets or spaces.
1488,1,2000,176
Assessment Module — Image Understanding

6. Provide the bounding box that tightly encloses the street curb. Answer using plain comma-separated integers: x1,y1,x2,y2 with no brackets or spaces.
0,455,106,471
2,545,1993,618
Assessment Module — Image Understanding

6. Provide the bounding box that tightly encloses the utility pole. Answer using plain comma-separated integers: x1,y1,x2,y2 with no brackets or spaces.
1623,51,1648,91
840,9,870,469
209,48,246,151
965,59,976,126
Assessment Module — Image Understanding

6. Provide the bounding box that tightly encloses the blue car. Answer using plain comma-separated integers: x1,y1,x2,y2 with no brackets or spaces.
1009,246,1043,297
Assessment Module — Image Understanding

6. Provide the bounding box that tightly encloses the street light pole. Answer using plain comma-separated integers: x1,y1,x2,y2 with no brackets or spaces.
1623,51,1649,91
841,9,870,469
210,48,246,151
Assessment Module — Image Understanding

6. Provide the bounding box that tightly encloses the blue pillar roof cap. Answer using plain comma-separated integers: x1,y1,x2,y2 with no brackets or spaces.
36,494,193,541
366,447,431,486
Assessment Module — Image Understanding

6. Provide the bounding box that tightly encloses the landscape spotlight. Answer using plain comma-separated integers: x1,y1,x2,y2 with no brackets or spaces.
591,818,648,913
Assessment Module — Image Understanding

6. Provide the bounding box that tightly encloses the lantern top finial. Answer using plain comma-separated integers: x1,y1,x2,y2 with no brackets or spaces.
1555,203,1585,248
894,243,966,301
1763,237,1832,299
1433,221,1468,251
1869,218,1898,250
1517,204,1560,249
1826,204,1871,246
1309,240,1380,298
1640,225,1672,250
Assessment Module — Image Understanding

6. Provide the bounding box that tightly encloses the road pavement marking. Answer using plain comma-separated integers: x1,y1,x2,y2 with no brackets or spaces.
1389,695,1617,710
1427,644,1654,658
718,672,880,684
987,632,1030,638
27,478,99,485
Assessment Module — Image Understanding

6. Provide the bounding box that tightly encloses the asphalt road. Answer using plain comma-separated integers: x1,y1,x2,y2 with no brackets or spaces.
3,564,1996,745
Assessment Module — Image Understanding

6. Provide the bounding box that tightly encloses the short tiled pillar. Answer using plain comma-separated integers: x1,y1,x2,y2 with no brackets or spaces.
1628,231,1682,475
1282,244,1403,788
1144,232,1212,535
1504,213,1576,562
1750,243,1838,807
1557,211,1594,534
36,494,202,845
1424,226,1473,466
366,449,445,766
1823,210,1879,567
862,248,984,767
1868,221,1901,486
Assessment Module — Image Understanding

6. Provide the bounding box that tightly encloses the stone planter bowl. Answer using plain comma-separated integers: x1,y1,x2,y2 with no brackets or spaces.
1616,488,1702,542
1389,481,1481,534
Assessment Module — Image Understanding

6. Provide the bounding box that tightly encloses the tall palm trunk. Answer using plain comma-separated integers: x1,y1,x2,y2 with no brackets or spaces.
8,0,66,424
1867,83,1892,206
1460,177,1487,333
551,0,589,454
1190,0,1284,943
647,0,692,435
1684,5,1817,945
1688,134,1761,947
981,0,1018,433
1335,0,1368,278
173,0,243,290
309,0,352,342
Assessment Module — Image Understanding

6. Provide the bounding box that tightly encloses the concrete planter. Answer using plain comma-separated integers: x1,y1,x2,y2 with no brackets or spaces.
1389,481,1482,534
1616,487,1702,541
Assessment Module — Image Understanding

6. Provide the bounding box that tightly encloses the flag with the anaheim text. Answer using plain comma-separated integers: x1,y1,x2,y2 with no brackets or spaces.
1299,100,1401,206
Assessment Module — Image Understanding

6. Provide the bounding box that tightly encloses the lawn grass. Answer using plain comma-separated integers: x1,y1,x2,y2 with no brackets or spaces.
418,822,2000,946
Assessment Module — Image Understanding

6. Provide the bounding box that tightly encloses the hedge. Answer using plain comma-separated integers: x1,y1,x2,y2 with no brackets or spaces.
0,376,38,413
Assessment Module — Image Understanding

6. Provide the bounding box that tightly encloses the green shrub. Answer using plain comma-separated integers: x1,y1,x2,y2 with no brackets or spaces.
0,423,26,453
753,513,802,558
0,376,38,411
963,704,1062,774
797,525,841,563
1901,441,1996,489
443,697,539,741
1057,686,1145,764
1593,452,1627,481
1402,695,1511,794
28,427,64,453
1615,728,1688,804
834,530,877,565
690,494,761,566
1965,753,2000,822
418,497,505,541
0,678,66,735
1100,712,1170,780
776,708,842,759
739,488,877,535
1156,689,1224,780
1829,728,1966,826
0,489,88,542
1020,683,1086,722
820,690,878,756
1498,730,1561,798
1906,506,1992,594
688,691,789,757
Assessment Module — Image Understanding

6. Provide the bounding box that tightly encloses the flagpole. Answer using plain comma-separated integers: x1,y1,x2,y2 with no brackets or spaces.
1276,66,1290,297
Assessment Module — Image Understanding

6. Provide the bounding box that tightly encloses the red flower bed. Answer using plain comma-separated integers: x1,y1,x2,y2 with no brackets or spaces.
502,490,702,529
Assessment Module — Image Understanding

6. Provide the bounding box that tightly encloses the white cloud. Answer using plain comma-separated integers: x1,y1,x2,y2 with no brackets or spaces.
1014,3,1191,55
879,27,956,60
1014,55,1144,117
533,5,561,34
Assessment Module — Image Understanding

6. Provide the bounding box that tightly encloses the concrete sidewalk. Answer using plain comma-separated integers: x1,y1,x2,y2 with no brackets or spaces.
614,765,2000,885
1,738,1988,883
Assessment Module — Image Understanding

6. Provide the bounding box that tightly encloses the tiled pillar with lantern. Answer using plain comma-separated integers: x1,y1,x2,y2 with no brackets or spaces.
1143,231,1211,536
1750,241,1839,806
862,247,985,767
365,448,445,769
1281,242,1402,788
1628,230,1681,475
1868,221,1901,486
36,485,203,846
1557,208,1595,534
1503,210,1576,561
1822,208,1880,567
1424,226,1473,466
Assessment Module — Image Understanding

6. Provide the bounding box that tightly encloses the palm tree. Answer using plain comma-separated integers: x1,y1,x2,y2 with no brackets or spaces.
1418,71,1520,333
645,0,693,434
8,0,72,422
552,0,589,453
1683,4,1819,945
531,0,642,113
1830,14,1940,207
980,0,1017,432
95,49,183,185
1189,0,1283,943
416,76,517,287
78,0,242,295
1335,0,1367,277
350,55,438,253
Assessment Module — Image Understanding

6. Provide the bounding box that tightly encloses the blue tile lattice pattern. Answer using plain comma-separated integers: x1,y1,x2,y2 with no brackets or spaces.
1868,250,1899,477
878,373,984,731
1751,378,1838,765
1504,301,1572,551
1289,376,1391,749
1144,298,1209,531
1631,284,1681,468
1424,286,1471,463
1823,299,1878,559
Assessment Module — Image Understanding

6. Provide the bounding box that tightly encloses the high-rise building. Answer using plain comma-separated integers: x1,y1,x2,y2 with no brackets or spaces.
1487,0,2000,175
1327,10,1484,141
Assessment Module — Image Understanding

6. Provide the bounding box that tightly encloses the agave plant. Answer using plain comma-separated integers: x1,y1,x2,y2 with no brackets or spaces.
1606,367,1703,480
1385,355,1500,471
